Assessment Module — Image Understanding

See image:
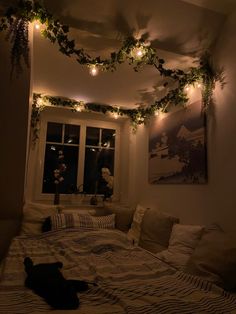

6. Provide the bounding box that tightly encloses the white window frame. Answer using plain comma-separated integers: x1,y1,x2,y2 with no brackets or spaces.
33,108,121,203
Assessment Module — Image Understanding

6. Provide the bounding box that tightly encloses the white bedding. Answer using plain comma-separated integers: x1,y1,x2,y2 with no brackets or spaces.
0,228,236,314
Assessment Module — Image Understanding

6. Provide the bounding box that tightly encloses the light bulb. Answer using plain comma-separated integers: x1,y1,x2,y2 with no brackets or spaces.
197,83,201,88
155,110,159,116
136,49,143,57
113,113,118,119
35,23,41,30
36,98,43,107
185,86,190,91
89,65,98,76
75,105,82,112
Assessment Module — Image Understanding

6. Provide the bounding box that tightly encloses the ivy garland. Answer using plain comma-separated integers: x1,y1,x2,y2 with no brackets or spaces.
0,0,221,140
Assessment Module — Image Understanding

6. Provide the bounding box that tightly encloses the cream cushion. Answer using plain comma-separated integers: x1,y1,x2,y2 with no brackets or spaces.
21,202,59,235
127,204,149,245
156,224,203,269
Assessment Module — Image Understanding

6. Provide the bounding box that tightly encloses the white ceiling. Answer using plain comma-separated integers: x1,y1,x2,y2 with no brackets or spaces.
181,0,236,14
30,0,231,108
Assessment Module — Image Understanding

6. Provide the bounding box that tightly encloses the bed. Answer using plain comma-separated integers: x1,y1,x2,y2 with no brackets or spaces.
0,226,236,314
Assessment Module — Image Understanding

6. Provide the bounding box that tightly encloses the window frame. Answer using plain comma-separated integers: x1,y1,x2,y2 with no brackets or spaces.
33,109,121,202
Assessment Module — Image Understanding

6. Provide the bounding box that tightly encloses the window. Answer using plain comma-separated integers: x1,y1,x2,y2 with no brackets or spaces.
42,122,80,194
41,120,117,197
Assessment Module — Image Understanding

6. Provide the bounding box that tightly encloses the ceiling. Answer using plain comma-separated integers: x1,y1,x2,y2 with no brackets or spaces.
25,0,233,107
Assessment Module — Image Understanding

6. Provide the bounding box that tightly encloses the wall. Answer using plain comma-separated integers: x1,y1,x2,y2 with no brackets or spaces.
0,27,32,259
130,10,236,232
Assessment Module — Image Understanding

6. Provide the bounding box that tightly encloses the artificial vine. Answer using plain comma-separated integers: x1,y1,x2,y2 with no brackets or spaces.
1,0,220,140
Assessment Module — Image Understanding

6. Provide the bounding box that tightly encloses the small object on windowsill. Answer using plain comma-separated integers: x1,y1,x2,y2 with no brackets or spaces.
90,196,98,206
54,185,60,205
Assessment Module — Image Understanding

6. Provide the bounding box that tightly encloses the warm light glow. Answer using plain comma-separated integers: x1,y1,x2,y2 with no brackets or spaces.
75,105,82,112
36,98,43,107
89,65,98,76
131,45,146,60
113,113,119,119
197,82,201,88
155,110,159,116
185,85,190,91
34,22,41,30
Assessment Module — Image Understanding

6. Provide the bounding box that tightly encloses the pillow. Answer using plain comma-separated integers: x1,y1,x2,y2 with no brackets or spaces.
23,202,59,223
21,202,59,235
127,205,149,245
156,224,203,269
103,202,135,232
185,226,236,291
139,209,179,253
43,213,115,231
60,207,97,216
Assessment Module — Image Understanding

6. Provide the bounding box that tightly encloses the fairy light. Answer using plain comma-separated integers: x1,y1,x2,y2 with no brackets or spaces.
131,44,146,60
185,85,190,91
89,65,99,76
34,21,41,30
75,104,83,112
36,97,43,108
197,82,202,88
113,112,119,119
155,110,159,116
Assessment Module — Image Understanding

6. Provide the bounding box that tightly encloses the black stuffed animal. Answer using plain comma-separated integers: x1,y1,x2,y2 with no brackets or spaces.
24,257,89,310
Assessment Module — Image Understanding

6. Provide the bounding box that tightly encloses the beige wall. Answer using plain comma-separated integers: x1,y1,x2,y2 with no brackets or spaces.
129,10,236,232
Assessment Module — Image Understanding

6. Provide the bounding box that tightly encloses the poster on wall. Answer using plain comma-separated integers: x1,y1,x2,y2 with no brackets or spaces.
149,100,207,184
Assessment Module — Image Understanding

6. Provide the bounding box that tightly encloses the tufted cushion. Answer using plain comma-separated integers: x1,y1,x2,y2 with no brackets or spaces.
139,209,179,253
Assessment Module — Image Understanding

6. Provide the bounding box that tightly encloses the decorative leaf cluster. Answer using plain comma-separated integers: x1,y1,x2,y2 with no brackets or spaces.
1,0,220,140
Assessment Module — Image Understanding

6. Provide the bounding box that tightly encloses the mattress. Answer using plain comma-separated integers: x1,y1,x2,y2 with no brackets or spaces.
0,228,236,314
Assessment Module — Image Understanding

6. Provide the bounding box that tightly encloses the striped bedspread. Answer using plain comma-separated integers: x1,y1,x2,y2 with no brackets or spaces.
0,228,236,314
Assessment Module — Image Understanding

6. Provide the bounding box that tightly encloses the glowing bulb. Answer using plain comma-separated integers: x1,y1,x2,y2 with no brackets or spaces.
113,113,118,119
185,86,190,91
197,83,201,88
89,65,98,76
136,49,143,57
75,105,82,112
35,22,41,30
36,98,43,108
155,110,159,116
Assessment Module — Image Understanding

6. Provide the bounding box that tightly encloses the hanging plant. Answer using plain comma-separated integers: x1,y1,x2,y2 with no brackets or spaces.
1,0,221,140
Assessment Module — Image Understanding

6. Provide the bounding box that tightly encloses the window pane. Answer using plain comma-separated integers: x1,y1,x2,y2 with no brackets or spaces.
86,127,100,146
83,148,114,194
42,144,79,194
46,122,62,143
64,124,80,144
102,129,116,148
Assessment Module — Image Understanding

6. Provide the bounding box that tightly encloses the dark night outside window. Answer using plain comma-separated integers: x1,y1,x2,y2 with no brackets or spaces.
42,122,116,195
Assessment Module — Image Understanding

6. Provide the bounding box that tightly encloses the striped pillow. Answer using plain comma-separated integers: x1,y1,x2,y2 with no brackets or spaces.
50,213,115,230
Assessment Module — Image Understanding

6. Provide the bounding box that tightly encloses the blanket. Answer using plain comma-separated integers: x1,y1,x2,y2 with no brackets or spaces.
0,228,236,314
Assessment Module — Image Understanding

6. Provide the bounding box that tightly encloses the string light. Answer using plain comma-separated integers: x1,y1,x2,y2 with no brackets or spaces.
185,85,190,91
155,110,159,116
131,45,146,60
113,112,119,119
75,104,83,112
197,82,202,88
36,98,43,107
89,65,99,76
34,22,41,30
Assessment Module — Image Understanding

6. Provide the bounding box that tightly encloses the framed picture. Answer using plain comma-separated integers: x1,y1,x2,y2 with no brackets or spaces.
149,100,207,184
